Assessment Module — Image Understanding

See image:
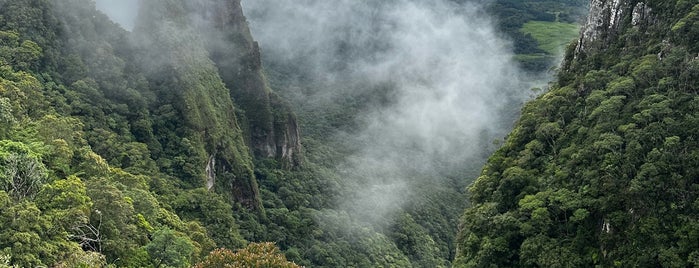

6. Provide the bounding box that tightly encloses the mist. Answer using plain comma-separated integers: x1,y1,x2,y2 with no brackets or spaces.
242,0,533,224
92,0,532,233
94,0,140,30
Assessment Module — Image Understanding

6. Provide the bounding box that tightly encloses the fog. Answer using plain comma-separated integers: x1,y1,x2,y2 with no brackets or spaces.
242,0,532,223
93,0,533,229
94,0,140,30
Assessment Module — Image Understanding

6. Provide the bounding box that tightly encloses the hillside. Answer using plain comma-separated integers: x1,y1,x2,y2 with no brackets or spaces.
0,0,496,266
0,0,303,266
456,0,699,266
240,0,579,266
0,0,684,266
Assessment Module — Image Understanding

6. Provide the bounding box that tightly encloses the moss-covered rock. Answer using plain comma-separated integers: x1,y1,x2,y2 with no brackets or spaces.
133,0,261,209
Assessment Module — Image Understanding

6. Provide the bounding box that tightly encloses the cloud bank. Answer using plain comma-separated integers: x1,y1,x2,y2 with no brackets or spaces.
93,0,534,227
243,0,532,223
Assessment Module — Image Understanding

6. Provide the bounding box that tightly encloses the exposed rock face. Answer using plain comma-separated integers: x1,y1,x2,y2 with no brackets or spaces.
574,0,655,58
631,2,651,26
273,96,302,168
575,0,627,55
206,155,215,190
134,0,261,210
192,0,302,168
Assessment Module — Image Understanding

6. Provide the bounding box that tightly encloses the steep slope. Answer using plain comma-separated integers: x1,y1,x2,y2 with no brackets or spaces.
456,0,699,266
0,0,445,266
133,0,260,209
0,1,224,266
0,0,303,266
128,0,301,209
191,0,302,167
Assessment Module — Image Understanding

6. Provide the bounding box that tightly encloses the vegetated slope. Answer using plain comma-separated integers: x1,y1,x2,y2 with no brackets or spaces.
456,0,699,266
0,0,461,267
487,0,588,72
0,0,302,266
243,0,526,266
0,0,626,267
244,0,592,266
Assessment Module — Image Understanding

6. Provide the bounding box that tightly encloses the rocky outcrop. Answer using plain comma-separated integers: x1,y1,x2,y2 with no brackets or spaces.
131,0,303,210
575,0,627,56
191,0,303,168
271,94,302,168
574,0,654,58
631,2,652,26
206,155,215,190
134,0,262,210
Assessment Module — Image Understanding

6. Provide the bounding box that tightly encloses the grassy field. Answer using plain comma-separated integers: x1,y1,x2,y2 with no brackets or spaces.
521,21,581,55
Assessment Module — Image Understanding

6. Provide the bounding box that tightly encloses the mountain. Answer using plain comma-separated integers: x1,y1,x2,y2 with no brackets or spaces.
8,0,689,266
456,0,699,266
0,0,303,266
0,0,466,266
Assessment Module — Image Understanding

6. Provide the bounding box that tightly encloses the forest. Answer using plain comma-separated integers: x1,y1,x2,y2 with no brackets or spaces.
457,0,699,266
1,0,697,267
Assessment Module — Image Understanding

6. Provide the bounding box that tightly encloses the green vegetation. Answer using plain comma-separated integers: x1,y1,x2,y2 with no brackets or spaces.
487,0,587,72
456,0,699,266
0,0,473,266
0,0,297,266
521,21,581,54
6,0,692,266
193,243,302,268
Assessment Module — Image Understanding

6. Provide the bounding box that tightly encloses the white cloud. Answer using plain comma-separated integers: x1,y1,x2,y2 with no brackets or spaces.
243,0,533,222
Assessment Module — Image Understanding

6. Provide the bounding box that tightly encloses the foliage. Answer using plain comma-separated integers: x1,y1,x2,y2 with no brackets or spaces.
194,243,301,268
0,141,47,200
486,0,587,72
0,2,240,266
521,21,581,55
456,0,699,266
145,228,195,268
0,0,598,266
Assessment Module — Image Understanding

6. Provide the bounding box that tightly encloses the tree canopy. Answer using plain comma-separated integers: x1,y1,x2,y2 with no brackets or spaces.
456,0,699,266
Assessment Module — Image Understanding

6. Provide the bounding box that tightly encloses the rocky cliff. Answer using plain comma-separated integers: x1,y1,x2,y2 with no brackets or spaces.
128,0,304,209
133,0,261,209
190,0,302,168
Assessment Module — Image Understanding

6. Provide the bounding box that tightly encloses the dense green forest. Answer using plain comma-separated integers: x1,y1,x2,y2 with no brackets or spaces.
243,0,586,267
0,0,449,266
0,0,661,267
0,0,304,266
456,0,699,266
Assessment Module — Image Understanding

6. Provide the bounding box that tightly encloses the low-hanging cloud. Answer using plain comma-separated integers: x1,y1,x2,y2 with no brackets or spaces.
94,0,141,31
94,0,534,228
243,0,533,223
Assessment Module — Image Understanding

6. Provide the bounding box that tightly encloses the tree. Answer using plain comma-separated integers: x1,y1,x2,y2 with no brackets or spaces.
0,98,16,138
194,243,302,268
86,178,148,266
171,188,246,249
145,228,195,268
0,141,47,200
0,191,83,267
35,176,95,250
